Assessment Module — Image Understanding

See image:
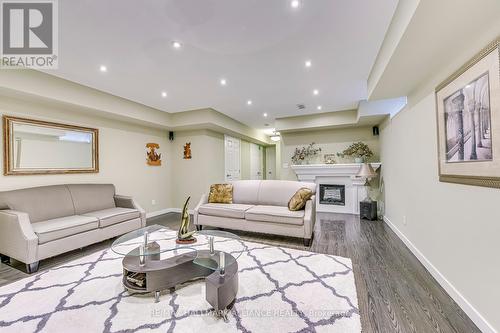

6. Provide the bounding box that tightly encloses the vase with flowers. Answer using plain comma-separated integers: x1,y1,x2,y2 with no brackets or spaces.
337,142,373,163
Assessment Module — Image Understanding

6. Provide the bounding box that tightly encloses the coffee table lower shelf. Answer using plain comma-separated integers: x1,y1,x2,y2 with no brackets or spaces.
122,249,238,311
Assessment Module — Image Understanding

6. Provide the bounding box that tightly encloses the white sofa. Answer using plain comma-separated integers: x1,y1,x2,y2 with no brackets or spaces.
194,180,316,246
0,184,146,273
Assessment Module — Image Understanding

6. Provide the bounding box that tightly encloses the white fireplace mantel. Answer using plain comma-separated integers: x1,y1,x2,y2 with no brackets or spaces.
291,163,381,215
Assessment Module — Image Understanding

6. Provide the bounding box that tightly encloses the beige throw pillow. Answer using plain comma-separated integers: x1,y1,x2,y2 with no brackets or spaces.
208,184,233,204
288,188,313,211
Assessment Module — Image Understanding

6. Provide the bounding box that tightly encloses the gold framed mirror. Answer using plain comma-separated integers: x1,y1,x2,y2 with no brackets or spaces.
3,116,99,175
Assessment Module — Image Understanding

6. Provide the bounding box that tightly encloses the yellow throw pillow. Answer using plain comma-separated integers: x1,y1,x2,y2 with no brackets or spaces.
208,184,233,204
288,188,313,211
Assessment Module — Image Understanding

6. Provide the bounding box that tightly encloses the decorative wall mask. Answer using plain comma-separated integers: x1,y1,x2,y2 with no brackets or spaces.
183,142,192,159
146,143,161,166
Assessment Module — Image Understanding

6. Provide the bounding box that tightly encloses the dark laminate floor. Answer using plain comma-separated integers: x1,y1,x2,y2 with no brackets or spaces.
0,212,480,333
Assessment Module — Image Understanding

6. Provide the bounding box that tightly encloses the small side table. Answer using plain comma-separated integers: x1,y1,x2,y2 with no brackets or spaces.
360,201,377,221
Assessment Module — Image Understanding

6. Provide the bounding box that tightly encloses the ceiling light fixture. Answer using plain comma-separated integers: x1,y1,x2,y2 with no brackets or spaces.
99,65,107,72
220,78,227,86
161,91,167,98
263,113,268,117
305,60,312,68
317,105,322,110
291,0,300,9
247,100,253,105
313,89,319,95
172,41,182,49
271,134,281,142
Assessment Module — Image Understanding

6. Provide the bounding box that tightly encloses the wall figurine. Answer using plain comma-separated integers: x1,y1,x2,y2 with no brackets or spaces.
146,143,162,166
183,142,192,159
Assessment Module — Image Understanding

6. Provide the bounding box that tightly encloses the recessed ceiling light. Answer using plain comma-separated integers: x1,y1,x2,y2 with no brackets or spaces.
317,105,322,110
247,100,253,105
305,60,312,68
263,113,268,117
220,78,227,86
172,41,182,49
99,65,107,72
313,89,319,95
161,91,167,98
291,0,300,9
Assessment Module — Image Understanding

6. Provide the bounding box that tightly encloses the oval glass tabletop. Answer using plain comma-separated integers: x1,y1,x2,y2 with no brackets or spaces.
111,225,182,257
192,230,245,272
111,225,245,273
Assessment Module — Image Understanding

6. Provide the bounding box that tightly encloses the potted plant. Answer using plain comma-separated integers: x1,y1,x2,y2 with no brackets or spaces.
292,143,322,165
337,142,373,163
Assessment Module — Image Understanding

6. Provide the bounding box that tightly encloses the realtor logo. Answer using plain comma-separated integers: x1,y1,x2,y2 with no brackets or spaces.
1,0,58,69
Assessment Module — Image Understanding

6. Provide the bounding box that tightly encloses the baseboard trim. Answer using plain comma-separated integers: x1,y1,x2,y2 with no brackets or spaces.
383,216,497,333
146,208,194,219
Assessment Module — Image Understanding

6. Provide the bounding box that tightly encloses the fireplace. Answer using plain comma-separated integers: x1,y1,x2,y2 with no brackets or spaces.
319,184,345,206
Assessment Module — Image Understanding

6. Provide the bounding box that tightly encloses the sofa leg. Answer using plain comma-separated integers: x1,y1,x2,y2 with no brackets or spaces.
195,225,203,231
26,262,39,274
1,254,10,264
303,238,311,247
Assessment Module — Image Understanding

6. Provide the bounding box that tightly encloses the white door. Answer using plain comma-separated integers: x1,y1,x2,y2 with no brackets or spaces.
265,146,276,180
250,143,263,180
224,135,241,181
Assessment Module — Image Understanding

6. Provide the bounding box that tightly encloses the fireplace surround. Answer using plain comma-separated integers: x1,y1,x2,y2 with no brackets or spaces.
291,163,381,214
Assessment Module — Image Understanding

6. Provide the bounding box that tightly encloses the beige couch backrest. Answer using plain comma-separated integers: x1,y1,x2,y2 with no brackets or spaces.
0,185,75,223
0,184,116,222
66,184,116,214
230,180,316,207
231,180,261,204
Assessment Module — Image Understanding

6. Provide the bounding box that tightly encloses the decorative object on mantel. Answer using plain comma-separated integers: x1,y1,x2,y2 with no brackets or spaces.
146,143,162,166
435,36,500,189
337,142,373,163
183,142,192,159
176,196,197,244
291,142,322,165
323,154,336,164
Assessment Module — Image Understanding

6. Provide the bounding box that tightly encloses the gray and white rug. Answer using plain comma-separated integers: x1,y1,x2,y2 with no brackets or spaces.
0,229,361,333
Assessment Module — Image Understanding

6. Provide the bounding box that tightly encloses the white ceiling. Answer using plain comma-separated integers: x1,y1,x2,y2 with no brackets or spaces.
47,0,398,129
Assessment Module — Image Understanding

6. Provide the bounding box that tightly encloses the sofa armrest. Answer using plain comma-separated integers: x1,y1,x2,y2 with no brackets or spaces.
303,195,316,239
0,210,38,264
114,195,146,227
193,194,208,226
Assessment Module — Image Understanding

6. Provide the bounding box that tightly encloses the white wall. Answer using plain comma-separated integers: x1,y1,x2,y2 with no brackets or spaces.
380,78,500,332
169,130,225,208
0,98,172,214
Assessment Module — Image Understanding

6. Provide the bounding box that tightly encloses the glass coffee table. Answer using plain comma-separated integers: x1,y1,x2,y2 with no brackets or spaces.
111,225,242,311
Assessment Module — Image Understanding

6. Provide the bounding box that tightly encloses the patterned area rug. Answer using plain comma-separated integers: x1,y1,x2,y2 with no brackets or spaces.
0,228,361,333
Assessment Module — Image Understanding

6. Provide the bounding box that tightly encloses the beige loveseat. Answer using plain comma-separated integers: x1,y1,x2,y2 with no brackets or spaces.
194,180,316,246
0,184,145,273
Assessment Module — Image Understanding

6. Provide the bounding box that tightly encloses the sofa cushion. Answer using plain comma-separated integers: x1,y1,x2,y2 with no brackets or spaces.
258,180,316,207
0,185,75,223
32,215,99,244
288,188,314,211
231,180,261,204
83,207,140,228
199,203,254,219
245,205,305,225
208,184,233,204
66,184,116,215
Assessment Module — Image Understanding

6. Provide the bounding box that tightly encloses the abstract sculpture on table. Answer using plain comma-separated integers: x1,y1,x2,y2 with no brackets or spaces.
176,196,197,244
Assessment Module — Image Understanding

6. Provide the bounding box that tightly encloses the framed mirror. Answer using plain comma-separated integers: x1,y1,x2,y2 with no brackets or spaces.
3,116,99,175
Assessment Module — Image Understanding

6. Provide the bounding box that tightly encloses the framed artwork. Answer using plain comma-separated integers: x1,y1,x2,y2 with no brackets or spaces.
435,37,500,188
